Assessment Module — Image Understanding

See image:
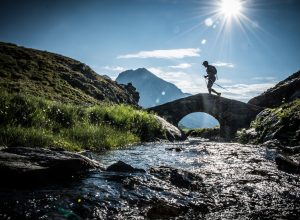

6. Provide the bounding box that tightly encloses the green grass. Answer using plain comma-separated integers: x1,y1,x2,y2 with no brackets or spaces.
0,92,164,151
184,127,220,139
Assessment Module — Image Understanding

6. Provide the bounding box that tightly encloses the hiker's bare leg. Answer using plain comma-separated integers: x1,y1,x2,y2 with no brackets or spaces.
207,79,215,95
211,88,221,96
211,88,218,94
208,88,212,94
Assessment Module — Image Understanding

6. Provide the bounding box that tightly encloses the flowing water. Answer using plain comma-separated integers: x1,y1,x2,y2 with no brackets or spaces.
0,138,300,219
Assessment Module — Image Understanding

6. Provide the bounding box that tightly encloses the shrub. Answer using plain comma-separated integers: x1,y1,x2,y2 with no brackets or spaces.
185,127,220,139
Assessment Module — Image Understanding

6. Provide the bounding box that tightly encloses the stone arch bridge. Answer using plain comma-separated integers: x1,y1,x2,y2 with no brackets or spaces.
148,94,264,139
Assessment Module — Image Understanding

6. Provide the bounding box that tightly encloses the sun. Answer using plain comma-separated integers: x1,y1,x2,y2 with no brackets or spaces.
219,0,243,18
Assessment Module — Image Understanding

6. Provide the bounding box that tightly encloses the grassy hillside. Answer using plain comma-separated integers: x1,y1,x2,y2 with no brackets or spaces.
0,92,164,151
0,42,168,151
0,42,137,105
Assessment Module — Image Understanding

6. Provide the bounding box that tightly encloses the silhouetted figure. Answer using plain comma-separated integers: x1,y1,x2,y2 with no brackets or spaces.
202,61,221,96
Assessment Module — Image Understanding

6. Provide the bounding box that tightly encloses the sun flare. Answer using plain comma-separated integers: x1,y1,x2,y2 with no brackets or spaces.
219,0,243,18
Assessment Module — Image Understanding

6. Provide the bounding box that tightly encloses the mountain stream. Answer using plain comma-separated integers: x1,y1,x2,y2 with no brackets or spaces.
0,138,299,219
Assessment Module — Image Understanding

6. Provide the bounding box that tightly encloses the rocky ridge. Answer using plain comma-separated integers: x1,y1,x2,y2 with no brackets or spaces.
248,70,300,108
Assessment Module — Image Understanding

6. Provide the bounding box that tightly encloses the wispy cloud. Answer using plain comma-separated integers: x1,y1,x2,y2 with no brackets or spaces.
218,78,233,84
147,67,276,102
148,67,207,94
117,48,200,59
103,66,125,72
221,83,276,102
252,76,276,81
169,63,192,69
148,67,165,75
212,61,235,68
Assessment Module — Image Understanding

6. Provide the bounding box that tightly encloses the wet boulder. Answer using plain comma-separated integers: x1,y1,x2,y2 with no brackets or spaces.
165,147,183,152
147,199,188,219
261,139,282,149
150,166,203,190
106,161,145,173
0,147,102,187
154,115,186,141
275,154,300,174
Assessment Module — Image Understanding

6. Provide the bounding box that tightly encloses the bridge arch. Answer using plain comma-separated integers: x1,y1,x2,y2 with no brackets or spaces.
148,93,264,139
179,112,219,129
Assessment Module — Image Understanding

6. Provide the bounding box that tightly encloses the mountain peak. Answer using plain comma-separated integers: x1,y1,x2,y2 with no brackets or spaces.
116,68,187,108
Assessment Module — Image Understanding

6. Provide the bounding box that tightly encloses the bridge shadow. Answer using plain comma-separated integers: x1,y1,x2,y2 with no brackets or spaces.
148,93,264,140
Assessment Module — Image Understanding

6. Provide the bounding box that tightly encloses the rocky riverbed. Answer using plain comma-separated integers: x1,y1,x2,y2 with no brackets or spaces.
0,139,300,219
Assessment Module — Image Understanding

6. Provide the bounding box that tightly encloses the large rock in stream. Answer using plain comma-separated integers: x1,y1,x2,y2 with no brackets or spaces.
150,166,204,191
154,115,186,141
0,147,102,187
106,161,145,173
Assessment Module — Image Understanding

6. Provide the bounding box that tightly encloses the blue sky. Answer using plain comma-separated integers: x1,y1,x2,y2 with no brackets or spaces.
1,0,299,101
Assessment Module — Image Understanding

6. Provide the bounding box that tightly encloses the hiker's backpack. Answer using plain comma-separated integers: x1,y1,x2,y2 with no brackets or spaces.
208,65,217,75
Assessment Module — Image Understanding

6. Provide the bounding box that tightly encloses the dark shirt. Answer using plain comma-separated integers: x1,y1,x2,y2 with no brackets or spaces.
206,65,217,78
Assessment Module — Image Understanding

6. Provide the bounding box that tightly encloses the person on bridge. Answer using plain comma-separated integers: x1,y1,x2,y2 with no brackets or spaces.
202,61,221,96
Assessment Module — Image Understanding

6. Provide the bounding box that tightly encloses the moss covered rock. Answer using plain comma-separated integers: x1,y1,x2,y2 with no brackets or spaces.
237,99,300,146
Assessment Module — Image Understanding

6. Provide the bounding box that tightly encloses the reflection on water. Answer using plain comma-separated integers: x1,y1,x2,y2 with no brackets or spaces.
0,138,299,219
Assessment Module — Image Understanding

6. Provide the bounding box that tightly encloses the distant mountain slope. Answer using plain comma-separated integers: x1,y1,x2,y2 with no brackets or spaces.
116,68,188,107
0,42,138,105
116,68,218,128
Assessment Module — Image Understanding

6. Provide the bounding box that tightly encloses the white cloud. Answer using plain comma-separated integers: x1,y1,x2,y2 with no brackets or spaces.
211,61,235,68
169,63,192,69
148,67,207,94
220,83,276,102
147,67,275,102
103,66,125,72
218,78,233,84
117,48,200,59
148,67,165,75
